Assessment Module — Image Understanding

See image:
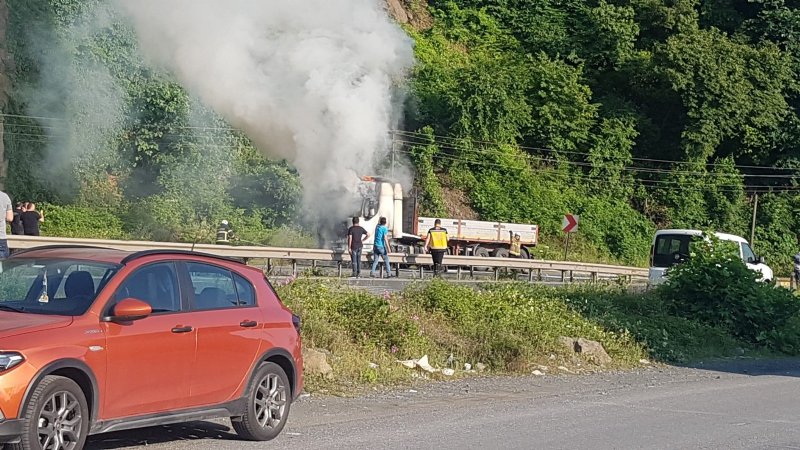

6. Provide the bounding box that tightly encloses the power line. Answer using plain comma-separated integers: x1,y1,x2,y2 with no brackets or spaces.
392,136,799,181
391,129,799,172
394,149,799,194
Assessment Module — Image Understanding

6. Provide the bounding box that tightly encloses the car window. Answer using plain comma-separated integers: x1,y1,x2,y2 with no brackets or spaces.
113,263,181,314
187,263,238,310
742,243,756,263
233,273,256,306
0,259,119,316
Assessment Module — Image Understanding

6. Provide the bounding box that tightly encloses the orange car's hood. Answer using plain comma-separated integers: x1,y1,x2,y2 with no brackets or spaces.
0,312,73,339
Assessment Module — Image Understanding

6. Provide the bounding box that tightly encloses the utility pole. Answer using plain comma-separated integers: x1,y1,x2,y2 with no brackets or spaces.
750,192,759,246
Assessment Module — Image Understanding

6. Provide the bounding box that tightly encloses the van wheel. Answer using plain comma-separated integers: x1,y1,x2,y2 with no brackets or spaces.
232,362,291,441
11,375,89,450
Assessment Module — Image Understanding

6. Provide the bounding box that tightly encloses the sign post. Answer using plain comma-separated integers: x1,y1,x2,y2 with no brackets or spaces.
561,214,579,260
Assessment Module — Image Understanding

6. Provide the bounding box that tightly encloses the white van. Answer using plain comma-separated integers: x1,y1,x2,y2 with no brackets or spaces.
648,229,774,285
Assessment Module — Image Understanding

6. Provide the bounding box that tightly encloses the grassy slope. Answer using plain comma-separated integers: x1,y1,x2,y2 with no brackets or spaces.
278,279,754,393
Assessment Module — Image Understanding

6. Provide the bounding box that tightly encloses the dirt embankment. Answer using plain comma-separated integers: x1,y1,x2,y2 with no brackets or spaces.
386,0,433,30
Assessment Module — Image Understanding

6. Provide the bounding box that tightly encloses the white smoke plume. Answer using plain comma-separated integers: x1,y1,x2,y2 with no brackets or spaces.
114,0,415,223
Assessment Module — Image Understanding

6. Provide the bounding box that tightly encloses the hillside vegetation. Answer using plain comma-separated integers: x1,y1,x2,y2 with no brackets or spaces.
2,0,800,272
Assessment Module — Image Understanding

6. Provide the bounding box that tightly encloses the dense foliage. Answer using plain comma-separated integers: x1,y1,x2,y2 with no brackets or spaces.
404,0,800,270
659,236,800,351
2,0,800,270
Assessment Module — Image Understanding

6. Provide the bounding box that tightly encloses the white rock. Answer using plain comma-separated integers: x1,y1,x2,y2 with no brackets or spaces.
442,368,455,376
639,359,651,365
475,363,487,372
532,370,545,376
368,362,379,369
464,363,472,371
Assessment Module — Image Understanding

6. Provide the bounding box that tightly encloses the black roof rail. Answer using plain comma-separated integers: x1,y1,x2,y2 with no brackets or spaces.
10,245,117,258
120,249,246,265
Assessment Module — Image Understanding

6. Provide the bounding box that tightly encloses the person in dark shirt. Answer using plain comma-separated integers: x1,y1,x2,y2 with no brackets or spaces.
10,203,24,235
20,202,44,236
346,217,369,278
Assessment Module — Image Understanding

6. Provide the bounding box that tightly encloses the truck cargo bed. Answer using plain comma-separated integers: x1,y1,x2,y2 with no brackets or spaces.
417,217,538,245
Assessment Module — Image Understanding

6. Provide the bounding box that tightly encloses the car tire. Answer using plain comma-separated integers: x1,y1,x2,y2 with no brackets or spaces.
231,362,291,441
8,375,89,450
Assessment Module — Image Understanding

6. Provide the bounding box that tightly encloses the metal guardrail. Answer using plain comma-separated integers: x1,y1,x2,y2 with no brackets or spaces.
6,235,649,283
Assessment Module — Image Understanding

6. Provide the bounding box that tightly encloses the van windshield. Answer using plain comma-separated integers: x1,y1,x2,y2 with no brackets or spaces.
0,259,119,316
652,234,700,268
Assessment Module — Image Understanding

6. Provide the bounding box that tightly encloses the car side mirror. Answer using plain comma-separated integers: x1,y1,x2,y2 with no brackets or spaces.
109,298,152,322
757,256,766,265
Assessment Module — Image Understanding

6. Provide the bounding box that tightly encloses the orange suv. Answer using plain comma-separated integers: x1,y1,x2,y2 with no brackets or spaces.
0,246,303,450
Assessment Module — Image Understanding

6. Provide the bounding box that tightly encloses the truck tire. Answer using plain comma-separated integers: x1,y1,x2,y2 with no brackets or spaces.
473,246,490,258
472,245,491,271
493,248,510,258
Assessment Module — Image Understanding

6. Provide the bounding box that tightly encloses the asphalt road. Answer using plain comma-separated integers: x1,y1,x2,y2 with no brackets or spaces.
81,359,800,450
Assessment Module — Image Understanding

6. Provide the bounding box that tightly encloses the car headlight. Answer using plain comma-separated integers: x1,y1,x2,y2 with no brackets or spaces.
0,352,24,372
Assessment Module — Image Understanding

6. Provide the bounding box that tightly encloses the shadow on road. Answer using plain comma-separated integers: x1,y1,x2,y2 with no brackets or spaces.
85,421,238,449
680,358,800,378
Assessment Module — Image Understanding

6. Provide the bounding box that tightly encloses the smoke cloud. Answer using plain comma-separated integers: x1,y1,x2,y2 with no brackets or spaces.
114,0,415,222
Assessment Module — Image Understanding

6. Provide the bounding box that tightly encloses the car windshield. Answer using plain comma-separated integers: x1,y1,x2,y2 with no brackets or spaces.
0,258,120,316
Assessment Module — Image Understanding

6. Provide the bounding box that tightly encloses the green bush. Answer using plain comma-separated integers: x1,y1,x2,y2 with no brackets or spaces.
659,236,800,350
562,287,739,362
39,203,128,239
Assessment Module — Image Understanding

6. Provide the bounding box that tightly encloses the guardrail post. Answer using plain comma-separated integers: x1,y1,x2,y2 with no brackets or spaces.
266,258,272,274
419,265,424,279
469,266,474,279
569,271,574,283
494,267,499,281
537,269,542,282
292,260,297,276
457,266,462,280
561,270,566,283
591,272,598,283
337,261,342,278
395,262,400,278
528,268,534,282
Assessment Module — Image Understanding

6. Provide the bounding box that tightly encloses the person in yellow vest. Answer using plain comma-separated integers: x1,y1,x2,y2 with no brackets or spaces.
509,231,522,258
424,219,449,276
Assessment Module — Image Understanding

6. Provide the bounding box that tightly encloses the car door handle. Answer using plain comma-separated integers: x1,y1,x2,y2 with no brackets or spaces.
171,326,193,333
239,320,258,328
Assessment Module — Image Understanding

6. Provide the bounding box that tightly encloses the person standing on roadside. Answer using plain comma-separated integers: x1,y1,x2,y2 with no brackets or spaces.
346,217,369,278
21,202,44,236
0,191,13,258
424,219,449,277
10,203,24,236
370,217,392,278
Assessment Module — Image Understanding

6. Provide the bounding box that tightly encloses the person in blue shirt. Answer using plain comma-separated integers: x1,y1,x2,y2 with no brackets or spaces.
370,217,392,278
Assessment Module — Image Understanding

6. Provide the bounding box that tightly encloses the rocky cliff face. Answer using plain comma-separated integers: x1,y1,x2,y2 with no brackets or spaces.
385,0,432,30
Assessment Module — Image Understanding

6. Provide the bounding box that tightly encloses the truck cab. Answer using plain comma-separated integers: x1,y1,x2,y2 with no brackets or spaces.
648,229,774,285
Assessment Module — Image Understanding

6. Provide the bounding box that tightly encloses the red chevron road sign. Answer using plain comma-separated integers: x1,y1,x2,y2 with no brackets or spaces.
562,214,579,233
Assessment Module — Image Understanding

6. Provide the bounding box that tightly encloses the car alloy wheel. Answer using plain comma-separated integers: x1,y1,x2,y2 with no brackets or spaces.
231,362,292,441
38,390,83,450
254,373,287,428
